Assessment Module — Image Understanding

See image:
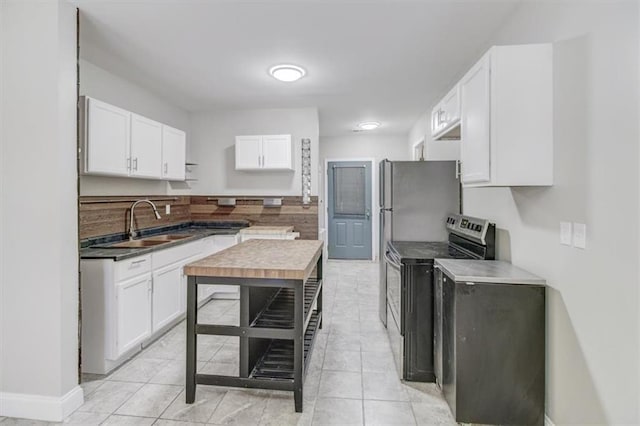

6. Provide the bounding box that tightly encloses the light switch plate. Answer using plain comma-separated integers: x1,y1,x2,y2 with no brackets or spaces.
165,204,171,215
560,222,572,246
573,223,586,249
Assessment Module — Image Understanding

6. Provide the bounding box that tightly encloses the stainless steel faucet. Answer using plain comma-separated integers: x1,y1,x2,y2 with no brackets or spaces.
129,199,162,240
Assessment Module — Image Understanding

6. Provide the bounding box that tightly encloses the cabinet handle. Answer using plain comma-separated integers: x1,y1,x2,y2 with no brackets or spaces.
164,162,168,174
455,160,461,179
133,158,138,171
127,157,131,171
130,259,146,267
262,155,265,167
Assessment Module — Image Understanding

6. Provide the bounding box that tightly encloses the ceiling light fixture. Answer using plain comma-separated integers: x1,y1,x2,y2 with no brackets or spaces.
358,121,381,130
269,64,306,82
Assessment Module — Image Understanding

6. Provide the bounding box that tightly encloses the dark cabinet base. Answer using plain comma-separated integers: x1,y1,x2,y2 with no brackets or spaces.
435,269,545,425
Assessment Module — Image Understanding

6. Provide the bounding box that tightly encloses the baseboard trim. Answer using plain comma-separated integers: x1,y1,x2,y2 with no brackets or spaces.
545,414,556,426
0,385,84,422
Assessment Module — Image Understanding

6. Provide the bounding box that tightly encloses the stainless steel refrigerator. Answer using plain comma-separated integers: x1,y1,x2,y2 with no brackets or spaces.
378,160,460,326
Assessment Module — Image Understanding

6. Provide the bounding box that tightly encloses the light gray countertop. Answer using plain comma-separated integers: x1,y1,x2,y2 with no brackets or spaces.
434,259,546,286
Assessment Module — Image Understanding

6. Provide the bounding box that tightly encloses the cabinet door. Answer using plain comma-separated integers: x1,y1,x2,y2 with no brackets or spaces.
235,136,262,170
85,98,131,176
460,55,491,184
441,85,460,125
131,113,163,179
431,106,441,137
262,135,293,170
115,275,152,357
161,125,186,180
152,263,183,332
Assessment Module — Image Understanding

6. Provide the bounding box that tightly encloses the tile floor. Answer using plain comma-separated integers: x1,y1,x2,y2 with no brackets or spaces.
2,260,456,426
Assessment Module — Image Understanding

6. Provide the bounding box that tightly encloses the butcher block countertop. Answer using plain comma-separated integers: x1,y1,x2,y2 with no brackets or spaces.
184,239,323,281
239,226,295,235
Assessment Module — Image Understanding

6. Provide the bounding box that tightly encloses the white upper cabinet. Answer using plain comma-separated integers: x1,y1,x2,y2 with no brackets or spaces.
459,56,491,184
235,135,263,170
130,113,163,179
84,97,131,176
81,96,187,181
431,84,461,140
235,134,293,171
262,135,293,169
162,125,187,180
460,44,553,187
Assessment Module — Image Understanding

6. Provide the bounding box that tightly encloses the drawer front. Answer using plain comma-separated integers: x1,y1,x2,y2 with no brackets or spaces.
114,254,152,282
152,239,203,269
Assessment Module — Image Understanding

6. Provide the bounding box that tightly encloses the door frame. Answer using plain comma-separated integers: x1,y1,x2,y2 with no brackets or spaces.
324,158,376,261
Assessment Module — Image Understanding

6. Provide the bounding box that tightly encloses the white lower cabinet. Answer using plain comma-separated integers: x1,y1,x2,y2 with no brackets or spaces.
81,233,240,374
198,234,240,302
115,274,152,358
152,263,183,332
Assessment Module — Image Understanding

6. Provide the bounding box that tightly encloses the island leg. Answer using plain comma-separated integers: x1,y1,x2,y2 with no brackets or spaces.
317,255,323,329
294,281,304,412
186,275,197,403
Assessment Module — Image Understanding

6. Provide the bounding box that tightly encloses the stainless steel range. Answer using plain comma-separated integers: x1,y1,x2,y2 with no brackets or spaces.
383,213,495,382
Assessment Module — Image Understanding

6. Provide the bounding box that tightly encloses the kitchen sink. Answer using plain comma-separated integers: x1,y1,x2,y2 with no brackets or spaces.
95,233,195,249
107,239,170,248
144,234,193,241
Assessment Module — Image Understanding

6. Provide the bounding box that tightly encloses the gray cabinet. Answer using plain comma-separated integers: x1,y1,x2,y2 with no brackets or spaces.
434,262,546,425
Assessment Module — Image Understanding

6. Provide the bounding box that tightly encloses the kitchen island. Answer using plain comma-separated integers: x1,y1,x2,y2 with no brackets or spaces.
183,239,323,412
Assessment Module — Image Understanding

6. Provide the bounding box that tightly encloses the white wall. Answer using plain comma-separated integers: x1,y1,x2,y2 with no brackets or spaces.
79,59,191,196
1,0,82,421
189,108,319,196
320,133,409,260
459,2,638,424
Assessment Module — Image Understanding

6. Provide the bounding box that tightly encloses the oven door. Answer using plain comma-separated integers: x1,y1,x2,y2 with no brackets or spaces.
384,249,404,378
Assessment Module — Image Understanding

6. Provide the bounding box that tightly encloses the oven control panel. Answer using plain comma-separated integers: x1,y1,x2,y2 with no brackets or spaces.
446,214,493,242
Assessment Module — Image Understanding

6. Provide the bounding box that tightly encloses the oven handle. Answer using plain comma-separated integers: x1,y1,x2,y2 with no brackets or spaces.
384,251,402,270
384,250,405,336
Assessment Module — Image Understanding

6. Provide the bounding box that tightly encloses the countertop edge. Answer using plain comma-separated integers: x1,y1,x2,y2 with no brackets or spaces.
80,229,241,261
435,259,547,286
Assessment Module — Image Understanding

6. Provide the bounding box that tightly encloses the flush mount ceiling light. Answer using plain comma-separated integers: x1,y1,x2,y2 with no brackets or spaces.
358,121,381,130
269,64,306,82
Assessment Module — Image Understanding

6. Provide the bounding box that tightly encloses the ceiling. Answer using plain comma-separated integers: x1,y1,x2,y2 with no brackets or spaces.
73,0,522,137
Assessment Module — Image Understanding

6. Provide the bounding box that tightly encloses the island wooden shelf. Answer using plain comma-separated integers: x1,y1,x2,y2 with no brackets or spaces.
184,239,324,412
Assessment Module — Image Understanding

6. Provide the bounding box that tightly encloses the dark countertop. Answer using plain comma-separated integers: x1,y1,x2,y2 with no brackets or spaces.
389,241,472,264
434,259,546,286
80,221,249,261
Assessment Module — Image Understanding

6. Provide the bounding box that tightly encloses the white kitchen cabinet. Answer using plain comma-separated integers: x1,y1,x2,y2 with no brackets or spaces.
81,233,241,374
83,97,131,176
207,234,241,300
459,44,553,187
235,135,262,170
152,263,183,332
115,274,152,358
459,56,491,184
262,135,293,169
235,134,293,171
81,96,187,181
431,84,461,140
162,125,187,180
130,113,163,179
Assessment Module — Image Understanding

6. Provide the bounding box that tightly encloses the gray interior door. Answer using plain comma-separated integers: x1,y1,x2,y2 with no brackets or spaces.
328,161,372,259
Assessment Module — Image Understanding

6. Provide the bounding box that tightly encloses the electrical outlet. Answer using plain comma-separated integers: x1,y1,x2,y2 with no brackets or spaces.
560,222,572,246
573,223,586,249
165,204,171,215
